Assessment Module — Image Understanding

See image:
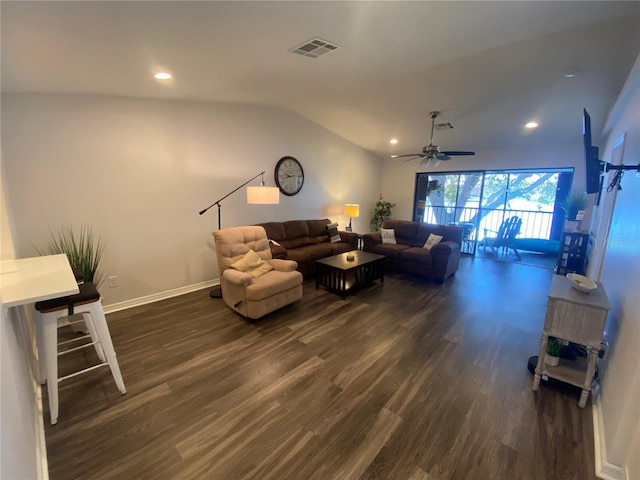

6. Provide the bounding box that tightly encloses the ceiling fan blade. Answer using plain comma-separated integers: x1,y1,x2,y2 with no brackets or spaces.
440,151,475,156
391,153,424,158
435,153,451,161
403,155,424,162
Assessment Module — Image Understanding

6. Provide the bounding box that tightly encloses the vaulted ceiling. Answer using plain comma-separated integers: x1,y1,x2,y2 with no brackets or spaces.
2,1,639,161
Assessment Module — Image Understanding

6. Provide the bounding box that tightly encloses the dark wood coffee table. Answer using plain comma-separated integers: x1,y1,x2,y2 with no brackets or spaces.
315,250,385,298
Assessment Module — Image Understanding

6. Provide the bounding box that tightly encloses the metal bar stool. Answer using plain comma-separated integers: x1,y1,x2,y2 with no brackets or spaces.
34,282,126,425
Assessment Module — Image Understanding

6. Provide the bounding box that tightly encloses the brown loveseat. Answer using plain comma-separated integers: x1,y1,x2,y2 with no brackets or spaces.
257,219,358,276
362,220,463,282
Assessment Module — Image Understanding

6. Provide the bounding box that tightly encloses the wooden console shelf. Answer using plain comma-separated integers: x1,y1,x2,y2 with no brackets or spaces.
555,231,591,275
532,274,610,408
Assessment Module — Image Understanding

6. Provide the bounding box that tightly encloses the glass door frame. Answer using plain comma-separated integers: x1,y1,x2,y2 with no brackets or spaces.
413,167,574,256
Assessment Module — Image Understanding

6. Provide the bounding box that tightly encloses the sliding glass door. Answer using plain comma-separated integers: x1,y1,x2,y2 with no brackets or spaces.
414,169,573,255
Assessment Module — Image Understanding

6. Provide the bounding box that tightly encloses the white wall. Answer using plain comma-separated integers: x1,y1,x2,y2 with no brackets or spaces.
1,162,45,479
1,93,382,307
589,54,640,480
380,144,585,221
0,304,44,480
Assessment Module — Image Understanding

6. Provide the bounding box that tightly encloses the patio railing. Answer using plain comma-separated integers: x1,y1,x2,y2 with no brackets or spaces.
420,205,557,255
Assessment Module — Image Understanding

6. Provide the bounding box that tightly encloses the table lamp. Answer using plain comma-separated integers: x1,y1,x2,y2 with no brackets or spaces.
344,204,360,232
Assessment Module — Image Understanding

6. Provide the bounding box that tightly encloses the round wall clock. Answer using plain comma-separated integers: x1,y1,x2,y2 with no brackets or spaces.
275,156,304,196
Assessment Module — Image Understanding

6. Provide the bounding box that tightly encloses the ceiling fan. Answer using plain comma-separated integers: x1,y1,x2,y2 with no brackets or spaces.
391,111,475,168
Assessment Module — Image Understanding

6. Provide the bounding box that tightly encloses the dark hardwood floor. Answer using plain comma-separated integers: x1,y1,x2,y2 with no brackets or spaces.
44,256,597,480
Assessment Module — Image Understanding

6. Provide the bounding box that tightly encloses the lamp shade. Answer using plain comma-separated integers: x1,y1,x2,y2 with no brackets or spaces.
247,186,280,204
344,204,360,218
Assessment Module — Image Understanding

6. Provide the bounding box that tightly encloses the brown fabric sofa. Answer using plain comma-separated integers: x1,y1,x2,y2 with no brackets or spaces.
257,219,359,276
362,220,463,282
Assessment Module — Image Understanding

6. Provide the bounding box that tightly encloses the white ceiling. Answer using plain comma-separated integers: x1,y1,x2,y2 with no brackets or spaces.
2,1,639,161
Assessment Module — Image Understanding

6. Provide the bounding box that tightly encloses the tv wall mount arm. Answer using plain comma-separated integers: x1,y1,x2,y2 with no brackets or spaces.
599,161,640,193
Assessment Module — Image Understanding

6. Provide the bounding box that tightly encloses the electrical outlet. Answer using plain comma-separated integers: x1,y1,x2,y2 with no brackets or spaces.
108,276,118,288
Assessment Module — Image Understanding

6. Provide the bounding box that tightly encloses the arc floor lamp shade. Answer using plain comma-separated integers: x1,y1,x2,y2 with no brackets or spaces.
247,186,279,204
198,171,280,230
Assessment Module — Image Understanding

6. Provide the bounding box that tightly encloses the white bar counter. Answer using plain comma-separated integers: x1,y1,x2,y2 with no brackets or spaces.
1,254,79,478
1,254,79,307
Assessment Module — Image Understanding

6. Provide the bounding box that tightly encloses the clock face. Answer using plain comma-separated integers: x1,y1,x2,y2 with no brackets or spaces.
275,156,304,196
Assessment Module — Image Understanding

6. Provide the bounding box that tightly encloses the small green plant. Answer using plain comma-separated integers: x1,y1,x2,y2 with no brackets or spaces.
559,190,588,220
546,337,563,357
371,195,396,230
36,225,105,288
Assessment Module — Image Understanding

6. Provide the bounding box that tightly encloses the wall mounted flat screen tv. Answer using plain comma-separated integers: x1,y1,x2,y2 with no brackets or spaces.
583,108,603,194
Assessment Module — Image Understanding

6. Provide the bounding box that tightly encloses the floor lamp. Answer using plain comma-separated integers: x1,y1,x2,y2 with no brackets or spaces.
199,171,279,297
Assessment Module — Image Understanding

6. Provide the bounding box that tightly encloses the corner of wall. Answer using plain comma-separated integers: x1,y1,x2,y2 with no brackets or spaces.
592,395,624,480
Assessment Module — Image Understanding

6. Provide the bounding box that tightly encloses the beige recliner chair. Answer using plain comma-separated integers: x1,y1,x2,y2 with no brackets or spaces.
213,226,303,319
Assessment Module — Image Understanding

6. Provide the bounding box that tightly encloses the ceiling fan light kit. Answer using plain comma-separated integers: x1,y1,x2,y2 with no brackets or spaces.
392,111,475,166
420,157,441,169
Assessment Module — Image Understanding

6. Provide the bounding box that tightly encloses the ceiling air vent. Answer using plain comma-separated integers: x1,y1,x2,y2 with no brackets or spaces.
290,37,340,58
435,122,455,130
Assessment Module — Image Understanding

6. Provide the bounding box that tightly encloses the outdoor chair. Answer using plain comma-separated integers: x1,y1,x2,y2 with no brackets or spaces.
448,221,476,254
482,216,523,260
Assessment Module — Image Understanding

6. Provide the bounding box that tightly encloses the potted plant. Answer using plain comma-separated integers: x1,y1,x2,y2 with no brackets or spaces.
545,337,563,367
559,190,588,231
371,195,396,230
36,225,106,288
426,179,441,196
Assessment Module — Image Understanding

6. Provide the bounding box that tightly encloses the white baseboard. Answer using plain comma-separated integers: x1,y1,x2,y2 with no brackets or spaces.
592,395,624,480
103,280,219,314
35,381,48,480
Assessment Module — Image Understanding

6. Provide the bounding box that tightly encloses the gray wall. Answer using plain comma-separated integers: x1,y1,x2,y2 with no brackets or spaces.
591,54,640,479
2,93,382,308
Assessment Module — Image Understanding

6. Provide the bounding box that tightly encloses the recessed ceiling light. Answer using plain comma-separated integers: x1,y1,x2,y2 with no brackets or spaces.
390,138,398,144
390,155,398,158
154,72,172,80
564,68,579,78
525,121,539,129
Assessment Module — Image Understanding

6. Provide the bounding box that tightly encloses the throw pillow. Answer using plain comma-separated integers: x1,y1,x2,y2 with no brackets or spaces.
230,249,273,278
247,261,273,277
380,228,397,245
327,222,341,243
269,244,287,259
423,233,443,251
